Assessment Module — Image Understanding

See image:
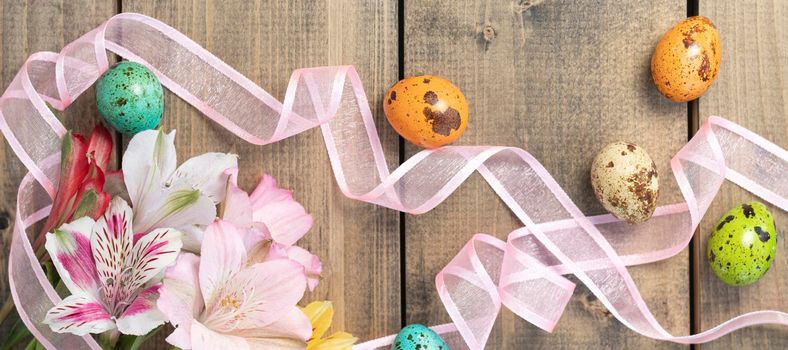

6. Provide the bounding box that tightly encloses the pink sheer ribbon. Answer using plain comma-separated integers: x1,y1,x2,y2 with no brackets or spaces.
0,13,785,350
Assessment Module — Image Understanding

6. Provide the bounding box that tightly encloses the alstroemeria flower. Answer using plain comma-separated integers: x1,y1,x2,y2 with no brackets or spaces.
123,129,237,250
43,197,182,335
273,244,322,291
158,220,312,349
300,301,357,350
221,172,321,290
248,174,313,246
38,125,113,247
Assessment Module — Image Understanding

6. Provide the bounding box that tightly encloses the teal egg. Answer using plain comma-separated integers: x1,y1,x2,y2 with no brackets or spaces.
96,61,163,135
706,202,777,286
391,324,448,350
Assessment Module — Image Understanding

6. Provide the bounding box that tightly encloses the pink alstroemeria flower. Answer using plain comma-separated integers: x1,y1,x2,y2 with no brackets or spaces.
43,197,182,335
158,221,312,349
222,171,322,291
248,174,313,246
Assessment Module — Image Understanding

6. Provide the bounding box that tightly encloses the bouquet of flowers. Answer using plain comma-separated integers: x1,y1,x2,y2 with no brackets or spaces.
2,125,355,350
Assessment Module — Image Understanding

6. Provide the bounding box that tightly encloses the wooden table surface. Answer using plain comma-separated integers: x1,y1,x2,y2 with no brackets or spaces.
0,1,785,349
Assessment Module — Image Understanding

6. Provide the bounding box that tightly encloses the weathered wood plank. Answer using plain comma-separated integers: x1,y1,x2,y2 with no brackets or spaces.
698,0,787,348
403,1,689,348
121,1,401,348
0,0,117,338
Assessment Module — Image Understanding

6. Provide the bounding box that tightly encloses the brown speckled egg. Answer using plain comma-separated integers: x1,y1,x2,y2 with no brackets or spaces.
591,142,659,224
651,16,721,102
383,75,468,149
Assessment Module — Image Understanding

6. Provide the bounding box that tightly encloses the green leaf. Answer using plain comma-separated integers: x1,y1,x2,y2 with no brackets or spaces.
54,280,69,299
41,260,56,284
73,189,100,219
22,338,44,350
44,102,63,121
0,319,32,350
116,326,162,350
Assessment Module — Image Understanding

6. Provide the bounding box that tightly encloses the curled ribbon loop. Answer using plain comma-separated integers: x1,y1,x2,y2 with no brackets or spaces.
0,13,785,350
430,117,787,349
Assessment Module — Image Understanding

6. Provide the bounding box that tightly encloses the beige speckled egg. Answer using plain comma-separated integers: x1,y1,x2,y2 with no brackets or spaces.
651,16,721,102
591,142,659,224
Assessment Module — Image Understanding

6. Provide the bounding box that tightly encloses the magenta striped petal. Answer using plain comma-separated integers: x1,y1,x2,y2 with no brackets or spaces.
45,217,100,295
116,284,167,336
124,228,183,295
44,294,115,335
124,285,161,316
91,198,135,310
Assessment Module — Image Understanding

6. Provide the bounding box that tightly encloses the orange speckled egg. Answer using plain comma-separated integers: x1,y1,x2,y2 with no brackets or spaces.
383,75,468,149
651,16,721,102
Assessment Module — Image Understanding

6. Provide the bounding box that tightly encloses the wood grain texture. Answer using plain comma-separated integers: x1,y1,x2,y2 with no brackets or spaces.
403,1,690,348
0,0,116,338
120,1,401,348
1,1,786,349
698,0,787,348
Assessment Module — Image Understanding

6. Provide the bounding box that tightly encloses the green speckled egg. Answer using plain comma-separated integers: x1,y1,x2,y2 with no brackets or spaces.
706,202,777,286
391,324,448,350
96,61,163,135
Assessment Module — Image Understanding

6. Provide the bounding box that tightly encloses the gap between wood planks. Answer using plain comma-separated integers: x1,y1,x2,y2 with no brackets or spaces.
114,0,124,165
688,2,700,350
397,0,407,329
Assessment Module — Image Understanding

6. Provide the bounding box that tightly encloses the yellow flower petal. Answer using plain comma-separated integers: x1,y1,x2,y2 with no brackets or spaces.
301,301,334,341
301,301,357,350
308,332,357,350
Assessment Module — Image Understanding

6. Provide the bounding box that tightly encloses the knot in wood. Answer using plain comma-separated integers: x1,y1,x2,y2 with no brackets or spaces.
0,211,9,230
482,24,496,43
515,0,545,13
580,292,613,321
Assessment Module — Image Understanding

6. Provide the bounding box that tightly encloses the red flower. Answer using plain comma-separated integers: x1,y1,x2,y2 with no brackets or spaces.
36,125,113,248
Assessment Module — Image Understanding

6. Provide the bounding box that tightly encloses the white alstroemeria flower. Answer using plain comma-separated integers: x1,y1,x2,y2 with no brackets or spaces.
43,198,183,336
122,130,237,251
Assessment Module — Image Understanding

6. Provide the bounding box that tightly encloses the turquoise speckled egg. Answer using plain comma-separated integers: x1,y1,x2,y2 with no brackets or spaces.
96,61,164,135
391,324,448,350
706,202,777,286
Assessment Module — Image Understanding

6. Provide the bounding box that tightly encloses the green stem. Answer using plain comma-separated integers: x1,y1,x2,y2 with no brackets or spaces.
23,338,43,350
115,326,163,350
98,329,121,349
35,243,49,263
0,318,32,350
0,296,15,328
